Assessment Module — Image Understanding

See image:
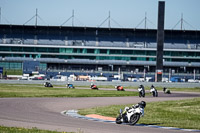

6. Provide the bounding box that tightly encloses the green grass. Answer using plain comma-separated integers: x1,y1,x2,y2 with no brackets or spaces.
0,83,199,97
0,126,72,133
0,84,138,97
79,98,200,130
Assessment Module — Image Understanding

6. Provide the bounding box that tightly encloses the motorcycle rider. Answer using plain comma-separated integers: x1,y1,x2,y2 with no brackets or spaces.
150,85,158,97
122,101,146,116
150,84,154,89
91,83,98,89
91,83,94,88
163,87,171,94
44,82,53,87
133,101,146,109
116,101,146,125
67,82,74,88
138,84,145,97
138,84,145,91
150,84,156,92
115,85,124,91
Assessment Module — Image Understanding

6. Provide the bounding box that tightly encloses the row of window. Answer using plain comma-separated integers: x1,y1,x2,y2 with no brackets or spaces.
1,46,200,57
60,48,156,56
39,63,47,70
0,62,47,70
3,53,200,63
0,46,59,53
0,62,22,69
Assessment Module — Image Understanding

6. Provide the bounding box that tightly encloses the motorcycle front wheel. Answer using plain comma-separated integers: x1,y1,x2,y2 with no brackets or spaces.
116,116,122,124
130,114,140,125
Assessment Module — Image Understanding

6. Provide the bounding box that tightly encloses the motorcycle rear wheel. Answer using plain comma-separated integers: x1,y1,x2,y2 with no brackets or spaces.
139,92,141,97
130,114,140,125
153,92,155,97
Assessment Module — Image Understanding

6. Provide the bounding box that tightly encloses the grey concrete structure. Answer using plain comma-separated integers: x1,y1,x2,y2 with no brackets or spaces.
156,1,165,82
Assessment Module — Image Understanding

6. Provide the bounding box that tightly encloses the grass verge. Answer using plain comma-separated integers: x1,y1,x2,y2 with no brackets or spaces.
0,84,138,97
79,98,200,130
0,126,72,133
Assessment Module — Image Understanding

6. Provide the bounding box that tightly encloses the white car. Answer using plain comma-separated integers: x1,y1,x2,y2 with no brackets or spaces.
188,79,199,83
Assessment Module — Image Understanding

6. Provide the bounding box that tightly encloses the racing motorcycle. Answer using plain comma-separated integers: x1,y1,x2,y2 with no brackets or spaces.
91,84,98,90
115,85,125,91
66,83,75,89
116,101,146,125
44,82,53,87
163,87,171,94
150,85,158,97
138,85,145,97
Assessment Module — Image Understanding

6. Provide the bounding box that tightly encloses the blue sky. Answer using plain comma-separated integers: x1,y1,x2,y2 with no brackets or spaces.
0,0,200,30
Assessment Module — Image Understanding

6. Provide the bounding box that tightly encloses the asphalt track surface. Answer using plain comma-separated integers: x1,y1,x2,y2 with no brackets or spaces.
0,91,200,133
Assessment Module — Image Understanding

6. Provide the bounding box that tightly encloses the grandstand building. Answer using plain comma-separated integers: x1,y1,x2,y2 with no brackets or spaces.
0,24,200,76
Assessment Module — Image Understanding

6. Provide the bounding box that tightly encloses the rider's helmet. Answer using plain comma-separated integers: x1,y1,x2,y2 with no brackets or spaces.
125,107,129,111
140,101,146,108
140,84,142,87
151,85,154,88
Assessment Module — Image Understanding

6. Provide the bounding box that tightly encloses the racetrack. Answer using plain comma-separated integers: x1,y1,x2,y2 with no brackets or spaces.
0,92,199,133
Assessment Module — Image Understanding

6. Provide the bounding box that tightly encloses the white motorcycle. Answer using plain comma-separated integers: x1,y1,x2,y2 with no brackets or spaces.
44,82,53,87
116,101,146,125
150,87,158,97
163,87,171,94
138,86,145,97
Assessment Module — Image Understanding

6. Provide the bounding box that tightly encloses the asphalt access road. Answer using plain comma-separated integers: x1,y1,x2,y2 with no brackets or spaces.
0,92,199,133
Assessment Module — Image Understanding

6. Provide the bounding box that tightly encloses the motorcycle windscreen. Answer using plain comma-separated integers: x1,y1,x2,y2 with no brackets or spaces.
119,109,123,113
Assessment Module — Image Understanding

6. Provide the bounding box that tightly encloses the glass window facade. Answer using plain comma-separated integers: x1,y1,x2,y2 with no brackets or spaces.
99,49,107,54
1,46,200,63
0,62,22,70
39,63,47,71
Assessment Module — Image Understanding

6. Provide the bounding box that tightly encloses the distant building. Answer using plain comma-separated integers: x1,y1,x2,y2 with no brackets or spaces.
0,24,200,75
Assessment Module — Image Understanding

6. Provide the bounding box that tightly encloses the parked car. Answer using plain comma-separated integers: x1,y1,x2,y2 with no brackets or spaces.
188,79,199,83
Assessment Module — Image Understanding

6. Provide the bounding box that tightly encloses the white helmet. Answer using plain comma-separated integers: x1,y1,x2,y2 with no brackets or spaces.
125,107,129,111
